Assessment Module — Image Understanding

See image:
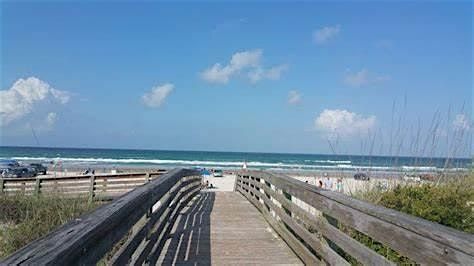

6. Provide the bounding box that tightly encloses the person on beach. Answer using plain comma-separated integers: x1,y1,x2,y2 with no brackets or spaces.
336,178,343,193
324,175,333,190
318,180,323,188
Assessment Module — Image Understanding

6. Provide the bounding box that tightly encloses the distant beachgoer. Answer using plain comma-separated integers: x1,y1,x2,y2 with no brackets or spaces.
206,180,209,188
305,180,308,184
324,177,333,190
91,169,95,175
336,178,343,193
318,180,323,188
242,161,247,169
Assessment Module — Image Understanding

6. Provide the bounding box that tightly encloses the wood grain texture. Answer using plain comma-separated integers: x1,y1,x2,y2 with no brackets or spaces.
1,168,198,265
0,170,166,200
154,191,302,265
237,171,474,265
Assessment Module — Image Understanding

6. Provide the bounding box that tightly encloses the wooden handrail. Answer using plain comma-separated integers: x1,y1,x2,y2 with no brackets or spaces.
1,168,202,265
235,170,474,265
0,170,167,200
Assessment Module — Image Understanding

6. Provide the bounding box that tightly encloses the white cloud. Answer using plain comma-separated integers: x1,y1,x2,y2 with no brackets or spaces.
344,69,390,87
0,77,71,126
315,109,376,137
50,88,71,104
453,114,471,131
313,25,340,44
46,112,57,127
201,49,262,84
288,90,302,105
142,83,174,108
200,49,287,84
248,64,288,83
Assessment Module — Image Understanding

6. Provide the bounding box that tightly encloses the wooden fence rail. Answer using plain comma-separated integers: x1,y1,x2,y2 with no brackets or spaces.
2,168,202,265
235,170,474,265
0,170,167,200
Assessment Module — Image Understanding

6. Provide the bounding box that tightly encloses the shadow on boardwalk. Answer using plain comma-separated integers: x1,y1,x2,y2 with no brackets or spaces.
150,191,215,265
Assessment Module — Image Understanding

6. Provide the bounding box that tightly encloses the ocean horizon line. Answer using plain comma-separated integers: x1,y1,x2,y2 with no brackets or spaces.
1,145,471,161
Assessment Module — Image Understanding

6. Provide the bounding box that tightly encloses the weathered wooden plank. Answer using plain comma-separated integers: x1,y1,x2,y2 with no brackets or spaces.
1,171,165,183
135,186,201,265
244,181,351,266
109,178,201,265
239,171,474,265
157,190,302,265
237,185,319,265
248,177,394,266
1,168,198,265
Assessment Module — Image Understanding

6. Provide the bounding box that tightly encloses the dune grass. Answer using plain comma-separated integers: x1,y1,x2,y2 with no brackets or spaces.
0,193,101,259
355,173,474,233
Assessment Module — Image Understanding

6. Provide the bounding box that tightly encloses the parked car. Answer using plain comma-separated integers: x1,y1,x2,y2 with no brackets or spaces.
213,169,223,177
20,166,37,177
0,159,23,178
30,163,47,175
354,173,370,181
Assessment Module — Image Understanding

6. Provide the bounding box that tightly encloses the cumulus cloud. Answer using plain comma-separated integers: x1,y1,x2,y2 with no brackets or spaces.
344,69,390,87
313,25,340,44
200,49,287,84
142,83,174,108
248,64,288,83
0,77,71,126
453,114,471,131
315,109,376,137
288,90,302,105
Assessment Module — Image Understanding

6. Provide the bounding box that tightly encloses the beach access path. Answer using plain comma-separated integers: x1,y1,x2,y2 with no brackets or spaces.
154,189,302,265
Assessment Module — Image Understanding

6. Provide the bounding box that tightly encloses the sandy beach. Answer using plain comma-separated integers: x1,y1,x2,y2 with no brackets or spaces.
36,165,423,197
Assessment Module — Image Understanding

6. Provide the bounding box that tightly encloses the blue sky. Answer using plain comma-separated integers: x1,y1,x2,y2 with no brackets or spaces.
0,1,472,156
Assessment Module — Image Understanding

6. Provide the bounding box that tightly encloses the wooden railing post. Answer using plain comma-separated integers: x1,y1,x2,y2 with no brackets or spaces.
145,172,150,183
233,173,238,192
103,177,107,193
0,178,4,194
34,178,41,196
88,174,95,203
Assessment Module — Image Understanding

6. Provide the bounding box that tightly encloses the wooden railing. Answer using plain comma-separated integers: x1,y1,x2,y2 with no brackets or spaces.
2,168,201,265
0,170,167,200
235,170,474,265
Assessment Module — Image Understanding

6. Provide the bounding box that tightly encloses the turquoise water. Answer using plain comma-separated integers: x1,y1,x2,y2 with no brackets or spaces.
0,146,471,172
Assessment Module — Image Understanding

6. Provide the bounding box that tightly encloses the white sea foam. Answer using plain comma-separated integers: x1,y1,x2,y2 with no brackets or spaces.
4,156,462,172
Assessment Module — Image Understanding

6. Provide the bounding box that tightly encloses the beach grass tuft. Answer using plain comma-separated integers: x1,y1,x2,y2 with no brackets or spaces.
0,193,101,259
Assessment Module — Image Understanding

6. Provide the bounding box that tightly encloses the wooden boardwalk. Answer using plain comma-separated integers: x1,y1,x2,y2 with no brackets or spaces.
155,191,302,265
5,170,472,265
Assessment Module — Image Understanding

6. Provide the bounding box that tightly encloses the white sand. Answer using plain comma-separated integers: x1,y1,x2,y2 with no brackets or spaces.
288,174,408,196
201,174,236,192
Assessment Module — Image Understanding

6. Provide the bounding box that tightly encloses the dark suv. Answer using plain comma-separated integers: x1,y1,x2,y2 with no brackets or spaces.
30,163,47,175
354,173,370,181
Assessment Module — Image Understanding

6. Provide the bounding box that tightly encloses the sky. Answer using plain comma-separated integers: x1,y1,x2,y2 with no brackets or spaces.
0,1,472,157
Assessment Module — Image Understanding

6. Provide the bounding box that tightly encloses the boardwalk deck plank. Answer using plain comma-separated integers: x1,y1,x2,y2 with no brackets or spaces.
156,191,302,265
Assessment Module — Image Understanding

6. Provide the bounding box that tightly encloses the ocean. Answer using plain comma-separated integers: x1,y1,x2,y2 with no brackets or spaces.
0,146,471,173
